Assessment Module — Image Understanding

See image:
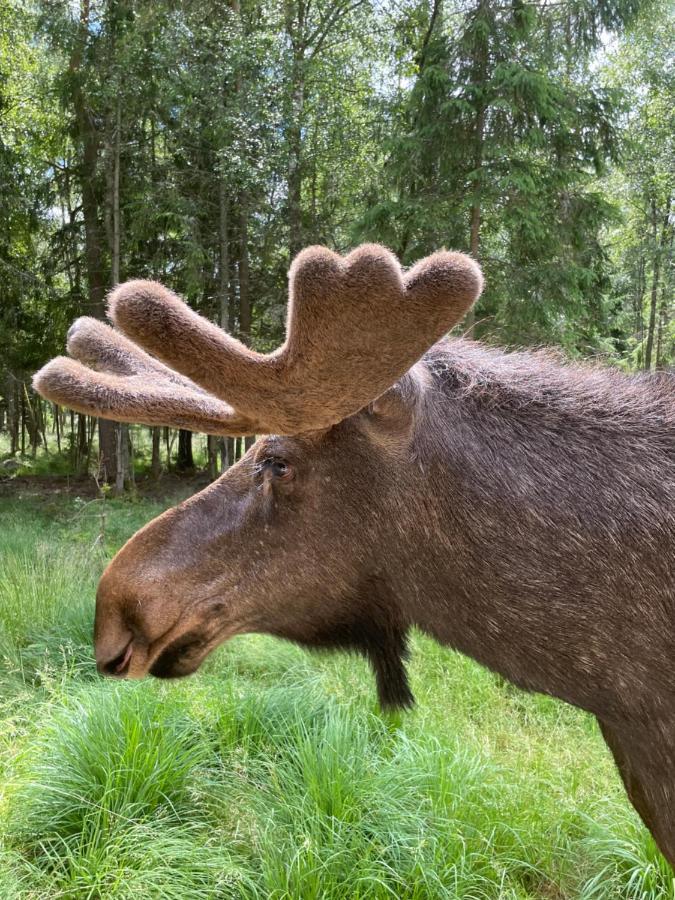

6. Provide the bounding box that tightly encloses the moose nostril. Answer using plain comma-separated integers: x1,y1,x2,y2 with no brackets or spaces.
100,640,134,677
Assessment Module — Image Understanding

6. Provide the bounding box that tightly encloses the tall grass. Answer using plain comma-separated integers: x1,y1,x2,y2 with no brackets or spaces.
0,489,672,898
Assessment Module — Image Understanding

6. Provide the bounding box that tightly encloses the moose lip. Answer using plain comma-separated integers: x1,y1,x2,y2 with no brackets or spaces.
103,639,134,677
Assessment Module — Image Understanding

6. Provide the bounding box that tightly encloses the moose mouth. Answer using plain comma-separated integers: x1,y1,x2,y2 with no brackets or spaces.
97,613,241,681
98,635,201,680
101,638,134,677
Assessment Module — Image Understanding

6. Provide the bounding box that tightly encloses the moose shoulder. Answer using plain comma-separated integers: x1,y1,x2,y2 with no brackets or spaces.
33,244,675,864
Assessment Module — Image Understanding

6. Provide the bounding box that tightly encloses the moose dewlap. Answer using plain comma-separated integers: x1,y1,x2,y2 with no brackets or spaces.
33,243,674,864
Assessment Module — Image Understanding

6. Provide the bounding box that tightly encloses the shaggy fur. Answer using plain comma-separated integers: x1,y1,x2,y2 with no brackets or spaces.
32,244,675,864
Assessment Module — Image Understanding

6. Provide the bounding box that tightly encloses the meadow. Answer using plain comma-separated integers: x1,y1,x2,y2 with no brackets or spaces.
0,480,673,899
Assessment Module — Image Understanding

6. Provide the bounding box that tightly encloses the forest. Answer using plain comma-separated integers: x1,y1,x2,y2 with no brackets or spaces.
0,1,674,898
1,0,673,487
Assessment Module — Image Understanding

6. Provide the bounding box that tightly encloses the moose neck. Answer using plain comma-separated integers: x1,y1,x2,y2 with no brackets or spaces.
396,339,673,720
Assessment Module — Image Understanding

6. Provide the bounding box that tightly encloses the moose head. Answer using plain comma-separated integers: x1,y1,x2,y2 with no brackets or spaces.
33,244,482,706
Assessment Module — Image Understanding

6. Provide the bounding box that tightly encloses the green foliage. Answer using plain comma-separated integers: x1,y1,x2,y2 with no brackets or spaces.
358,0,668,355
11,684,210,844
0,0,671,404
601,11,675,369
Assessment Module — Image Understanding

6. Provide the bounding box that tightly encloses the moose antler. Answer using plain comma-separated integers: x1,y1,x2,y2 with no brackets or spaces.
36,318,255,434
33,244,482,435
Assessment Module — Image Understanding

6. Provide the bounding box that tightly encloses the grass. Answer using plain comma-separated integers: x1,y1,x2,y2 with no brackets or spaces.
0,484,673,898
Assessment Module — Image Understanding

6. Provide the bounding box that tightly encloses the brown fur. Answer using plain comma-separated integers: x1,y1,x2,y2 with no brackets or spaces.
33,245,675,864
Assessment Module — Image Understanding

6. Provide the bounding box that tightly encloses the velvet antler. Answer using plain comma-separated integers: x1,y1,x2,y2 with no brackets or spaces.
35,318,255,434
33,244,482,435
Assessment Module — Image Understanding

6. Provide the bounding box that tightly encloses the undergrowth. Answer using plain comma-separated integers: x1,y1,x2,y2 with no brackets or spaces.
0,487,672,898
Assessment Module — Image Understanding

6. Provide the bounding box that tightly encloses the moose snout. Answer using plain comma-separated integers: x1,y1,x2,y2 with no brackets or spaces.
92,491,244,681
93,526,188,679
94,589,137,677
94,568,138,677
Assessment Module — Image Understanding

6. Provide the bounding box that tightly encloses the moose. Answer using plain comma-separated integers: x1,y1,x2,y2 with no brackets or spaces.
34,244,674,863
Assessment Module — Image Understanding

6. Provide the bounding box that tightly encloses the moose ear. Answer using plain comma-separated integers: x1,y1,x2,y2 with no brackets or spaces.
363,365,428,447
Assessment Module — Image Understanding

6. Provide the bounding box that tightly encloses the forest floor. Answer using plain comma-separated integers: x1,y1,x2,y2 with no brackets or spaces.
0,481,672,899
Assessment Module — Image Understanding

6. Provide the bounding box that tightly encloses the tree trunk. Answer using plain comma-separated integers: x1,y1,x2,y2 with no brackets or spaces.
465,2,488,336
72,1,107,318
176,429,194,473
69,410,75,464
71,0,117,479
644,198,671,371
285,2,306,259
164,427,171,472
287,82,303,259
108,95,131,492
54,404,62,453
218,437,229,472
151,427,161,479
215,179,236,472
634,254,645,339
115,423,129,495
23,386,40,457
469,154,483,261
20,388,26,456
238,201,255,447
228,227,238,334
9,379,19,455
127,429,135,487
655,227,674,369
644,201,660,370
77,414,89,474
98,419,117,481
239,200,251,342
33,396,47,453
222,437,234,471
207,435,219,480
111,99,121,285
219,177,230,330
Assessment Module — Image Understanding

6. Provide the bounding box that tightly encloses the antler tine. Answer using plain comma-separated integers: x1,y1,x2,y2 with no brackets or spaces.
108,278,277,419
33,317,256,435
107,245,483,435
66,316,208,387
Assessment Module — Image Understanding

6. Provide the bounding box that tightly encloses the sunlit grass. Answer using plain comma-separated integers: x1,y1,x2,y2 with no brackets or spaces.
0,488,672,898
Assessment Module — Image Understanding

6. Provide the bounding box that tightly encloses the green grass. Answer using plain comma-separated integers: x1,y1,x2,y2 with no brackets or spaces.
0,486,673,898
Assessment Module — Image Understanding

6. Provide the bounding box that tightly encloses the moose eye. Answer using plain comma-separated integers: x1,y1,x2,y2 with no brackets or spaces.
265,458,294,481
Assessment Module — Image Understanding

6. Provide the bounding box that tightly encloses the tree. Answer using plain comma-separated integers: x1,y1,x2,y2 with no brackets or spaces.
602,10,674,369
361,0,648,350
